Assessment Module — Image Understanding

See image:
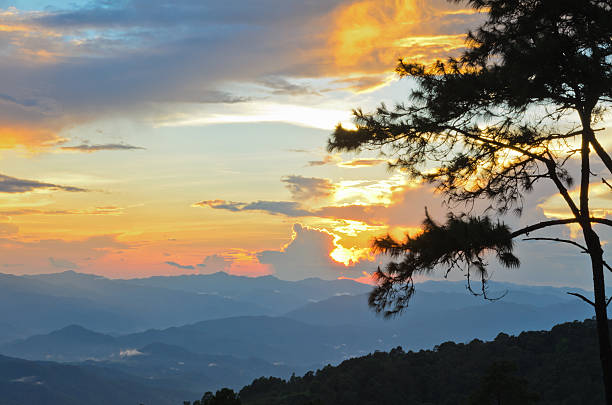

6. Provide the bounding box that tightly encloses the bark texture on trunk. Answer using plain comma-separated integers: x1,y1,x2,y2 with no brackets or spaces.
579,115,612,404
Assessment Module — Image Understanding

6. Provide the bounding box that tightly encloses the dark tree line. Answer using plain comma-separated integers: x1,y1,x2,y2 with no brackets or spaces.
184,388,241,405
236,319,604,405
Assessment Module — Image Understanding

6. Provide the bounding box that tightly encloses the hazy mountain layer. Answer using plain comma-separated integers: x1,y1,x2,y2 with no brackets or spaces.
0,354,191,405
0,271,371,342
0,271,596,397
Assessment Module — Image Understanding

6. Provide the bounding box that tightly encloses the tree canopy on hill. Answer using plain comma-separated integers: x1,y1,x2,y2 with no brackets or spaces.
236,319,604,405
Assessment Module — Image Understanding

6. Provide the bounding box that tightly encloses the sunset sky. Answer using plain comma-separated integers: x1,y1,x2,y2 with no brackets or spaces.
0,0,609,288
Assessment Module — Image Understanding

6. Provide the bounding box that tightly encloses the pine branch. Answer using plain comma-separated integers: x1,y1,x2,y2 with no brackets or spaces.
567,292,595,307
523,237,589,253
589,134,612,174
443,125,552,164
523,237,612,272
511,218,612,238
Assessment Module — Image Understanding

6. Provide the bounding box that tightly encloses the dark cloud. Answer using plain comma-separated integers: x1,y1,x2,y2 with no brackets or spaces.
0,174,87,193
232,201,314,217
0,206,122,216
338,158,388,168
197,254,233,273
281,175,335,200
60,143,145,152
193,199,313,217
192,200,247,212
31,1,338,29
330,75,390,92
259,76,320,96
192,184,448,227
307,155,340,167
192,90,252,104
165,261,195,270
2,263,23,268
0,93,60,115
49,257,79,269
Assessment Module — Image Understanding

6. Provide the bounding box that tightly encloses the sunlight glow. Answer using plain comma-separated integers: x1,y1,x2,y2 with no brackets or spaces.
329,244,372,266
330,0,473,71
154,103,356,131
394,34,466,52
332,174,407,205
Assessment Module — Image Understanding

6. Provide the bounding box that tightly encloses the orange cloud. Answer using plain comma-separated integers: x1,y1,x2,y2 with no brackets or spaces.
337,158,388,168
328,0,478,74
338,271,376,285
0,124,65,150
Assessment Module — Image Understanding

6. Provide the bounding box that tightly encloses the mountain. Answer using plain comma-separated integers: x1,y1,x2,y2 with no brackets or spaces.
116,316,382,368
1,326,294,398
0,276,599,402
1,325,117,361
0,271,371,342
0,274,135,343
24,270,271,324
3,292,593,371
82,342,292,393
283,286,594,348
122,272,371,312
2,319,605,405
0,354,192,405
1,316,387,370
238,319,606,405
415,279,589,305
3,270,589,345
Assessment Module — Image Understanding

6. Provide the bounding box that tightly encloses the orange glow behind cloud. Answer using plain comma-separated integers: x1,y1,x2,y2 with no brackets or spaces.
0,125,65,150
338,271,376,285
329,0,472,73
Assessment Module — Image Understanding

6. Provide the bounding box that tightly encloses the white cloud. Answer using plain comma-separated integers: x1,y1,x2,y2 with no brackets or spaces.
119,349,144,357
257,223,376,281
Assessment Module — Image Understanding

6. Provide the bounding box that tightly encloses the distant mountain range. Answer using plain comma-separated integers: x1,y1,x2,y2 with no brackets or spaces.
0,270,371,342
0,270,597,403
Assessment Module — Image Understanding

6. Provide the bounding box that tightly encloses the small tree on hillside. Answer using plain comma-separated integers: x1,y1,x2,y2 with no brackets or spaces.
190,389,241,405
328,0,612,401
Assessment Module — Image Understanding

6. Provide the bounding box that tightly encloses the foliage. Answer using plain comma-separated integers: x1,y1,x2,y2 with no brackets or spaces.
186,389,241,405
370,212,518,316
327,5,612,398
237,319,605,405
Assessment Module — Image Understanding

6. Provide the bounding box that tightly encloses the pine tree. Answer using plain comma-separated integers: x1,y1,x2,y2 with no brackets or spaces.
328,0,612,401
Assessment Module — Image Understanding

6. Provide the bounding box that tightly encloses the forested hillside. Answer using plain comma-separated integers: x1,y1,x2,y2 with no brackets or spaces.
230,319,604,405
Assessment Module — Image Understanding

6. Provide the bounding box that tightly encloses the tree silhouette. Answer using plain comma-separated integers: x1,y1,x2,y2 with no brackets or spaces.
190,389,241,405
328,0,612,401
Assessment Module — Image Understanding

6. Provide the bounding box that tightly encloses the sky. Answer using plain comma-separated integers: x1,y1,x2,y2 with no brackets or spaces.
0,0,609,289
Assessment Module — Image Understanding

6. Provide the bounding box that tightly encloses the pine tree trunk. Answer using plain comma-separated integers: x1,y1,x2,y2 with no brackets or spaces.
586,231,612,405
579,114,612,404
